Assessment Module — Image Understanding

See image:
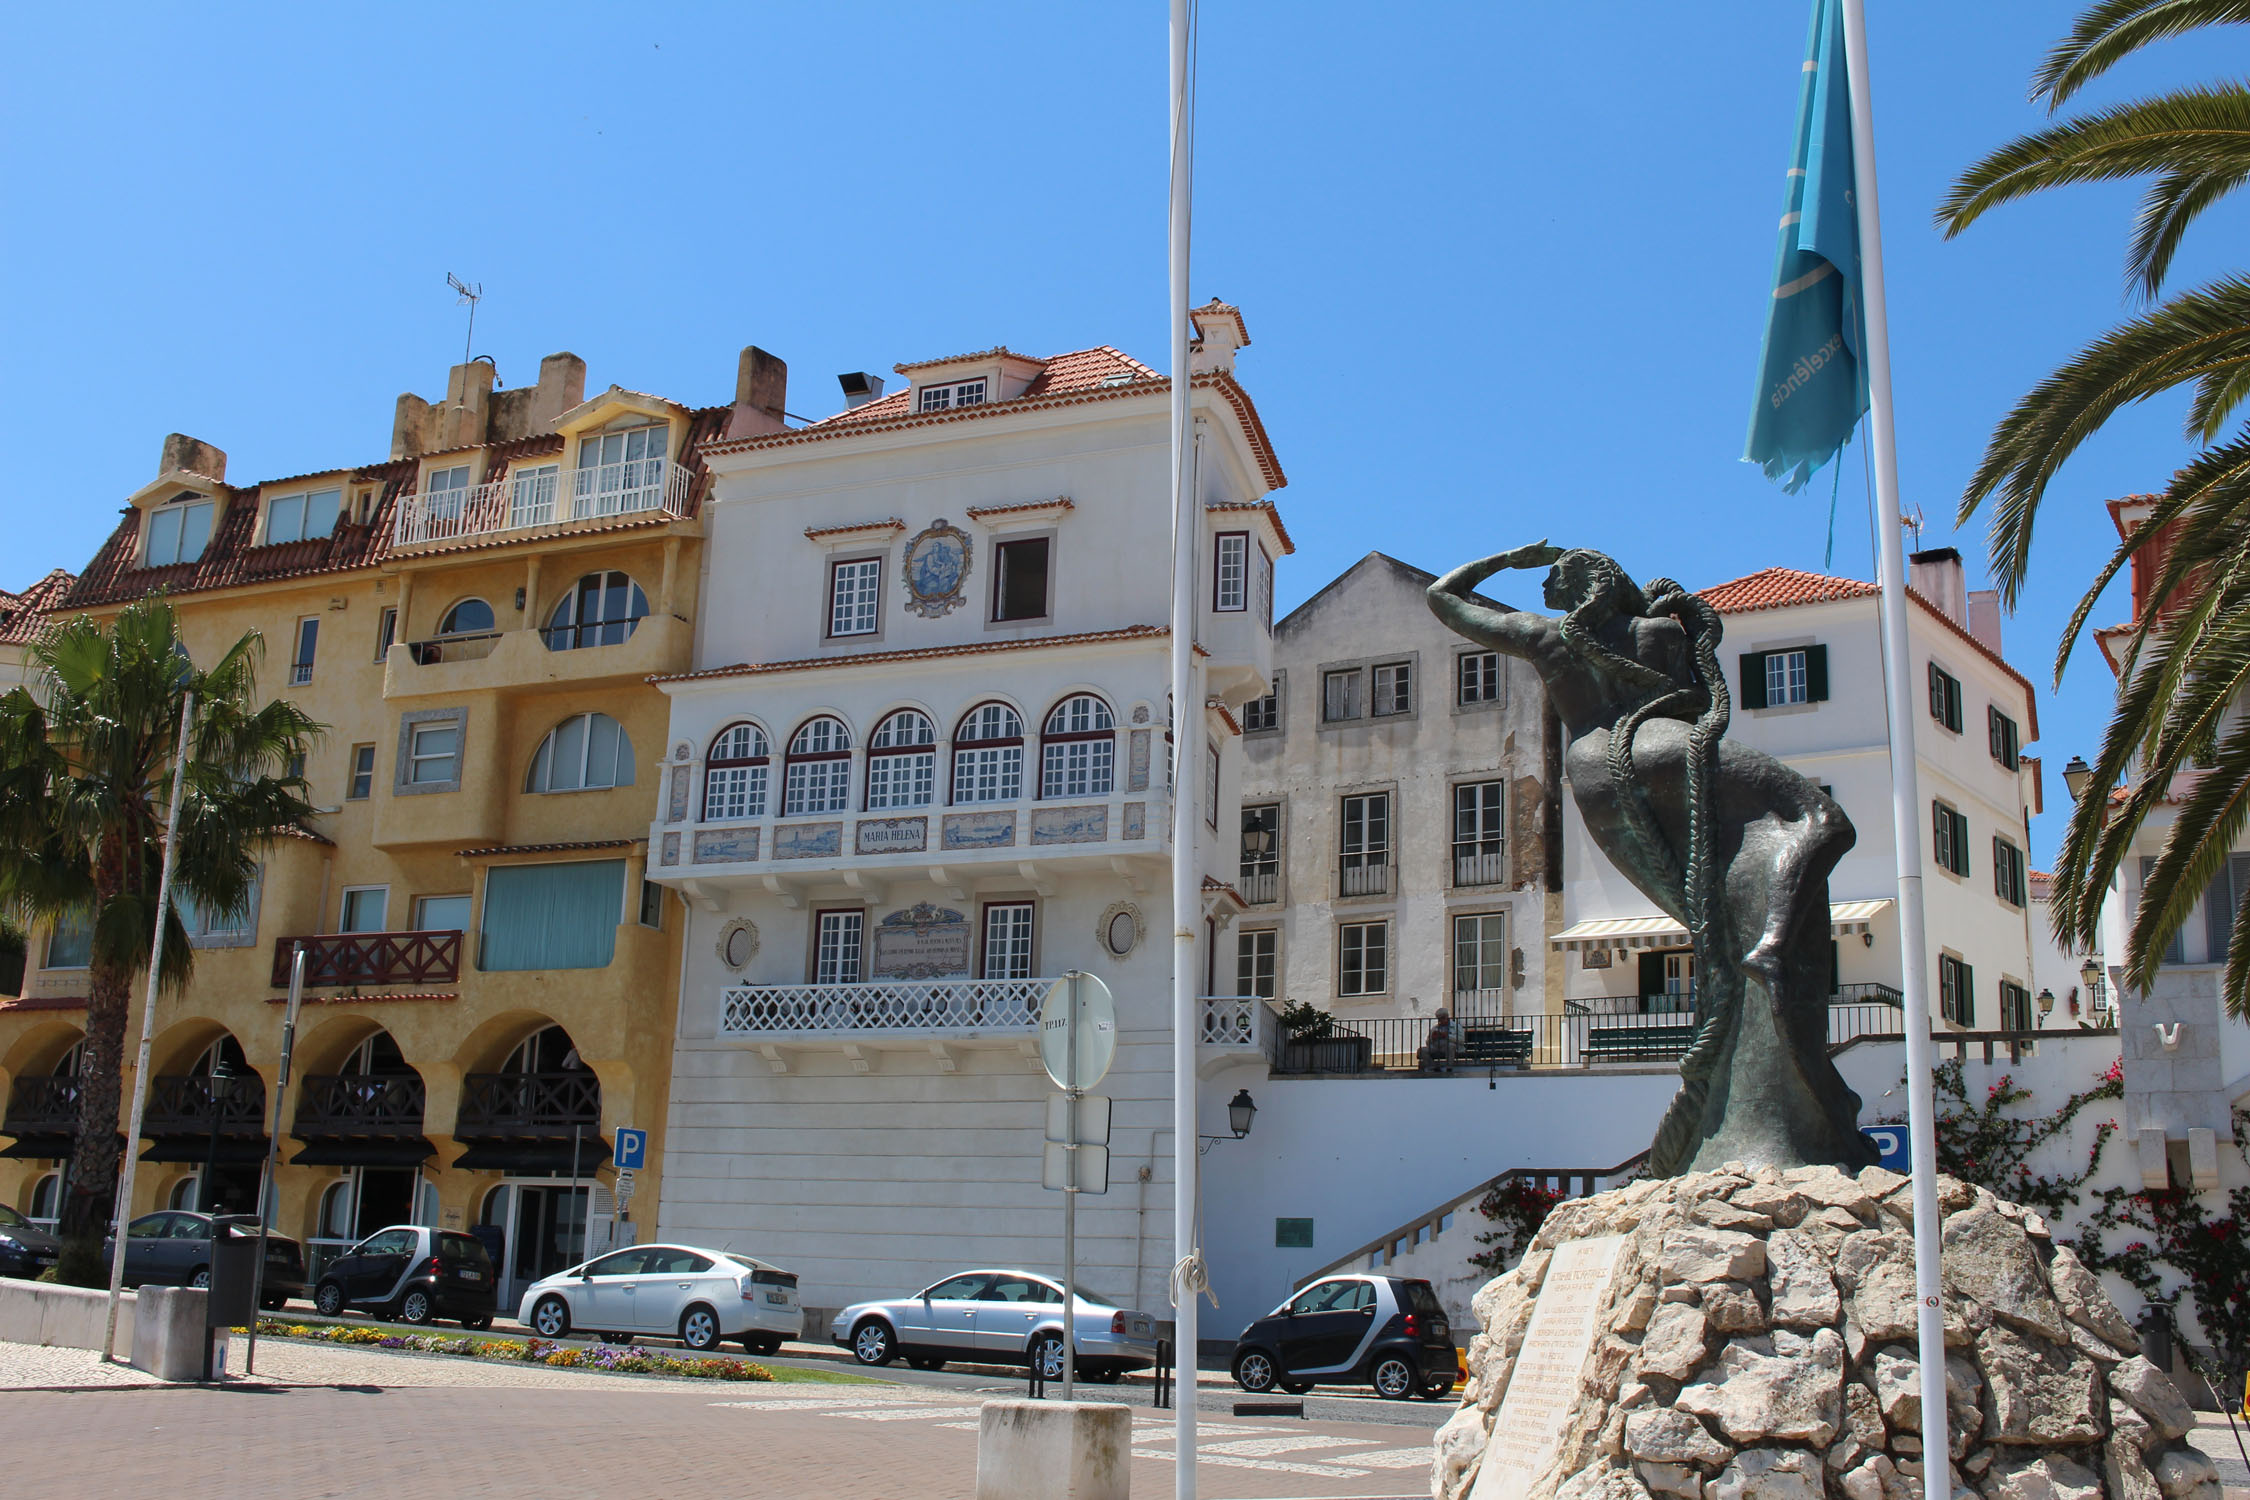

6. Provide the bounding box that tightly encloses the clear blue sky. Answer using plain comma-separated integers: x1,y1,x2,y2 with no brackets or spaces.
3,3,2238,866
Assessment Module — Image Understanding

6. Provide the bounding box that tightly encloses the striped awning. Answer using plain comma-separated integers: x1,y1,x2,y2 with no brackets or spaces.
1552,899,1895,953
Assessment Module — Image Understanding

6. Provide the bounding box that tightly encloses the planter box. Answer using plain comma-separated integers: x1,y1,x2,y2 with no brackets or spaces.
1278,1035,1374,1073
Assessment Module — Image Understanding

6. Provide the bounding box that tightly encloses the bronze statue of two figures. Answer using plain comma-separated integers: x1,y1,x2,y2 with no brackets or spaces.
1429,544,1877,1177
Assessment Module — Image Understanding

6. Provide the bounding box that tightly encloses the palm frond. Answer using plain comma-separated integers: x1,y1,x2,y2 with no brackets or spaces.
2131,164,2250,299
2125,713,2250,990
1955,274,2250,601
2034,0,2250,110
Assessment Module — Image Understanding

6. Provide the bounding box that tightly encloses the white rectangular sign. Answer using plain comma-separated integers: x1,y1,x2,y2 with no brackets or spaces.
1042,1141,1110,1194
1044,1092,1112,1147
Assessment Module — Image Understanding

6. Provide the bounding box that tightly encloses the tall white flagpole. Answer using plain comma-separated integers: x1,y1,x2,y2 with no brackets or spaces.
1167,0,1201,1490
104,690,196,1362
1836,5,1952,1495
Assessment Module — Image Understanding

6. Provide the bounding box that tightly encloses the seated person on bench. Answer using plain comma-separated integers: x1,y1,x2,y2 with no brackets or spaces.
1417,1008,1462,1074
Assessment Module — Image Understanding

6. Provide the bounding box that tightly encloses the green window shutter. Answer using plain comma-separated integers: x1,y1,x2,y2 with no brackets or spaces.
1963,964,1976,1026
479,860,625,972
1955,813,1970,878
1933,803,1946,872
1804,644,1828,702
1739,652,1768,711
1928,662,1943,722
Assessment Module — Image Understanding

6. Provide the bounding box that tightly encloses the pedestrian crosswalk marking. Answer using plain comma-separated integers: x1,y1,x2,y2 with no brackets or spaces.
1200,1435,1381,1458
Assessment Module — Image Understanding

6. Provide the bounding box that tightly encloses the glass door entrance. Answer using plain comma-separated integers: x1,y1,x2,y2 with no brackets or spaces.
481,1182,590,1314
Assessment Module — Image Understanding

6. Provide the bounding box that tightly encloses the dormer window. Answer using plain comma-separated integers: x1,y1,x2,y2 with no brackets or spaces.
574,424,670,517
145,495,214,567
424,465,471,524
917,379,987,414
265,487,341,545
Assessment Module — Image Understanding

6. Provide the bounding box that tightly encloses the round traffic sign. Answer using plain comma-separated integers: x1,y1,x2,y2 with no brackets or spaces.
1038,971,1117,1090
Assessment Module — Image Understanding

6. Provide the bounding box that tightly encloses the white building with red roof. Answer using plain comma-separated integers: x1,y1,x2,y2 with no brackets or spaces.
1553,549,2047,1041
642,303,1291,1331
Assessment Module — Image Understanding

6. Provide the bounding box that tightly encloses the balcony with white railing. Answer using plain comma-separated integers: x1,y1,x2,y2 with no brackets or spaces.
1237,869,1279,905
1337,858,1392,898
1453,845,1508,888
719,978,1047,1057
391,459,694,549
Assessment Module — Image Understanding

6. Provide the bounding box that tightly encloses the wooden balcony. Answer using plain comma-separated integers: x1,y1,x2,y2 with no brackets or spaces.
2,1076,80,1148
143,1073,265,1139
292,1074,427,1139
271,931,461,989
455,1071,601,1138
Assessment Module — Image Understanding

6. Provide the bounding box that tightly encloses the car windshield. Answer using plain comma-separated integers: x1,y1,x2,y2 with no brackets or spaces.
0,1206,27,1230
1401,1280,1446,1316
1072,1286,1121,1309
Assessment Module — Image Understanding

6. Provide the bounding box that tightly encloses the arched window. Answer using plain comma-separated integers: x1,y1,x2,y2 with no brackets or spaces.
866,710,936,810
27,1172,60,1226
169,1177,202,1210
438,598,495,636
1040,694,1116,798
952,703,1023,804
317,1180,354,1240
704,722,770,820
783,717,853,816
543,571,648,651
526,712,636,793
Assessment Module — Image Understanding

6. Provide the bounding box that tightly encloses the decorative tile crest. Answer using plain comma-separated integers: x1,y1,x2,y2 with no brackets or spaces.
902,518,973,618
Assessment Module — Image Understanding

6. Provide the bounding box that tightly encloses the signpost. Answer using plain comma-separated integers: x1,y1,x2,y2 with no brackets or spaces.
611,1129,647,1247
1038,971,1116,1401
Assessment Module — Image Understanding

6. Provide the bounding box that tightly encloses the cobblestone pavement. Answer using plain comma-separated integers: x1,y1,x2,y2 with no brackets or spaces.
0,1340,1433,1499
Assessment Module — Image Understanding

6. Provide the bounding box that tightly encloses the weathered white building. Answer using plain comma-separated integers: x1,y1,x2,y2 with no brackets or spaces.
644,306,1291,1328
1234,552,1560,1025
1555,550,2045,1039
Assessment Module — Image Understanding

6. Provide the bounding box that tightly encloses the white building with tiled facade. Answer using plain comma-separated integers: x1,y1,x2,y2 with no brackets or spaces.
1555,550,2045,1040
644,305,1290,1330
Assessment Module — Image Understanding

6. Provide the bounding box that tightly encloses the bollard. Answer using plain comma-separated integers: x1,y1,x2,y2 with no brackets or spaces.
1152,1338,1173,1410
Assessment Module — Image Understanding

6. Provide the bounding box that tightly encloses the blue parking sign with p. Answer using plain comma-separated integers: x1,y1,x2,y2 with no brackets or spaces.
1863,1126,1909,1174
614,1128,648,1171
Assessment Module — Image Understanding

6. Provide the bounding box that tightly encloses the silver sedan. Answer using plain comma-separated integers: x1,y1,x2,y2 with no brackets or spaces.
829,1268,1160,1380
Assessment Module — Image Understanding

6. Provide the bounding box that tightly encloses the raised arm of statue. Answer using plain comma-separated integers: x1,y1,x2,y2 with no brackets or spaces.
1426,542,1567,662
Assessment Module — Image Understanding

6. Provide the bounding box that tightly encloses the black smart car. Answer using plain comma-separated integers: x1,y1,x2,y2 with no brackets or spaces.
1231,1273,1456,1400
312,1225,497,1328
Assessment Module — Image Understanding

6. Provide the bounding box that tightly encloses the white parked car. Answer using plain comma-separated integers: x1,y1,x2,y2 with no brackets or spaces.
516,1243,802,1354
829,1268,1160,1380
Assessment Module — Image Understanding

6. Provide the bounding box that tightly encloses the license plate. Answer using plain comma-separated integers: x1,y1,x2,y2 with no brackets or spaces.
764,1292,789,1305
458,1269,482,1281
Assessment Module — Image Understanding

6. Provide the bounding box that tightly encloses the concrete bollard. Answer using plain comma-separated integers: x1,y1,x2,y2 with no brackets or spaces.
976,1399,1132,1500
130,1286,212,1382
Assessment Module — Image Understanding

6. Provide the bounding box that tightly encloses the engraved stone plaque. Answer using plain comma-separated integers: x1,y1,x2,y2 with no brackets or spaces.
1469,1234,1627,1500
871,902,971,978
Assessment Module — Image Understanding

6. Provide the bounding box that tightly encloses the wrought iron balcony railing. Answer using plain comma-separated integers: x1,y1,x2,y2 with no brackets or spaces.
272,931,461,988
719,979,1046,1038
292,1074,427,1138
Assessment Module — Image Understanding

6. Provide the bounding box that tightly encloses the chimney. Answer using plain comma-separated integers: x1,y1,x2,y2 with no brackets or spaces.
1908,546,1967,627
487,352,588,443
1188,298,1251,375
725,346,789,440
1967,589,2004,655
392,359,498,459
160,434,226,482
838,371,886,410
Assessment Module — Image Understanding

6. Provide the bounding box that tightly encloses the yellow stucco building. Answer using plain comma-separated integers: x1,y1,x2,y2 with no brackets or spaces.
0,346,789,1310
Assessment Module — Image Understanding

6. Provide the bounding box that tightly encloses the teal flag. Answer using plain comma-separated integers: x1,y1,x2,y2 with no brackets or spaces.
1745,0,1867,493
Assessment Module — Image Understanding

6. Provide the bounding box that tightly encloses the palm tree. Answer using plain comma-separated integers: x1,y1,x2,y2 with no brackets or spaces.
0,598,318,1282
1936,0,2250,1012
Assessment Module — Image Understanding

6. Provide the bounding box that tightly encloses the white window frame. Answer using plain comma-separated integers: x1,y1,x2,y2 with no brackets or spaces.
952,704,1023,805
1039,695,1115,799
347,743,375,800
783,718,853,816
1339,921,1389,997
1237,928,1278,999
1764,649,1809,707
704,722,771,821
1457,651,1501,705
339,885,390,934
814,910,864,985
424,465,472,522
981,902,1035,980
916,378,988,413
144,498,215,567
1452,911,1508,997
829,557,882,638
265,487,341,545
526,712,635,794
375,606,398,662
407,720,460,785
1322,669,1362,723
509,464,559,530
1372,661,1412,716
866,711,936,810
1214,532,1248,612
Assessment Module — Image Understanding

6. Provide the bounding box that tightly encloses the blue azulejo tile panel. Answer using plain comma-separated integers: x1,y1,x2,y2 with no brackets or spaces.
1122,803,1146,840
661,831,681,865
667,766,691,822
773,821,843,860
1030,806,1108,845
942,810,1016,849
856,816,929,855
693,826,761,864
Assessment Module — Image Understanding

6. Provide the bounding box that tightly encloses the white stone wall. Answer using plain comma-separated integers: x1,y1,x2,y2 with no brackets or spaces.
1237,554,1559,1023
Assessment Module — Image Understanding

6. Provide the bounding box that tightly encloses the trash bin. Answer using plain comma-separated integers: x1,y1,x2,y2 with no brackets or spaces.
206,1215,262,1332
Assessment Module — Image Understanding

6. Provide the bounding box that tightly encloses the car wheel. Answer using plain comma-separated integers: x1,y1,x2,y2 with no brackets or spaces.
742,1334,782,1356
851,1319,897,1366
1280,1380,1314,1396
531,1295,572,1340
313,1281,344,1317
462,1316,493,1332
905,1355,946,1371
679,1305,722,1353
398,1288,434,1325
1420,1371,1457,1400
1371,1354,1416,1400
1233,1349,1278,1393
1029,1333,1068,1382
189,1267,211,1290
1087,1365,1123,1384
260,1294,287,1312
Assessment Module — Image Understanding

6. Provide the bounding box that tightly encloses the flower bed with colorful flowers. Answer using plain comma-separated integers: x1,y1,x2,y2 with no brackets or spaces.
254,1321,774,1381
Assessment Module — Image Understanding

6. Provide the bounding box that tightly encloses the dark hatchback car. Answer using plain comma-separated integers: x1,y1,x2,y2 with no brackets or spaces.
0,1205,59,1279
313,1225,497,1328
1231,1273,1457,1400
108,1211,305,1309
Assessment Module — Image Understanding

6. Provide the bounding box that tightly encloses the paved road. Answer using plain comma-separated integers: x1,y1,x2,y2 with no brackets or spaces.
0,1341,1439,1499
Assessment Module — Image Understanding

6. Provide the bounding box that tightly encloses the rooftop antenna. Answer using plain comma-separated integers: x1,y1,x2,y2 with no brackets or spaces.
446,273,482,366
1902,504,1925,551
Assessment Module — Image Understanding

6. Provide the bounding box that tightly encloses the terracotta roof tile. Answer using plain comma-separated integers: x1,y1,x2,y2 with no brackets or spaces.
0,995,86,1013
892,345,1047,376
264,990,457,1005
653,624,1171,686
0,569,77,645
1206,500,1296,556
964,498,1074,521
453,838,641,858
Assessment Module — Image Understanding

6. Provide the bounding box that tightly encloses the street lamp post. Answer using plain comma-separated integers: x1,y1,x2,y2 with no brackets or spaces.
201,1059,236,1214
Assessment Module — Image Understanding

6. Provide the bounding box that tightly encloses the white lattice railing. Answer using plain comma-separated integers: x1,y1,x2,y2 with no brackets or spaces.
719,978,1046,1037
393,460,693,546
1198,996,1260,1046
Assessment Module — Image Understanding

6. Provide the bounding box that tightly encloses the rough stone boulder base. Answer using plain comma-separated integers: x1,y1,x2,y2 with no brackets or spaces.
2148,1446,2220,1500
1765,1228,1840,1329
2045,1247,2137,1354
1834,1230,1918,1345
1943,1205,2070,1344
1658,1228,1765,1286
1674,1329,1842,1446
1636,1301,1708,1384
1983,1454,2103,1500
1708,1448,1825,1500
2105,1356,2192,1442
1975,1324,2103,1447
1623,1408,1731,1468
